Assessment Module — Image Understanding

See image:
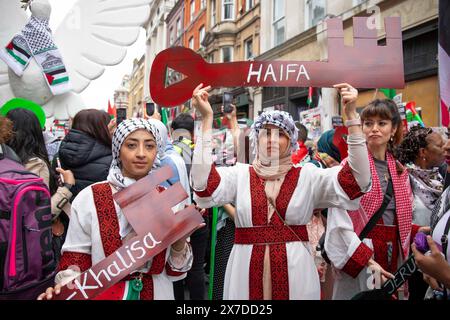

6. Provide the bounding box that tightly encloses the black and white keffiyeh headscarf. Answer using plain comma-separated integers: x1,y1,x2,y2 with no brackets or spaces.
107,118,161,189
431,187,450,230
249,110,299,155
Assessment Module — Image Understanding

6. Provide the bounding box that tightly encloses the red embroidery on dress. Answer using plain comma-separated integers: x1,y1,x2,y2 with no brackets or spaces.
273,167,301,225
247,167,302,300
270,244,289,300
367,225,399,274
148,250,166,275
165,265,185,277
140,276,154,300
195,165,221,198
342,242,373,278
249,245,265,300
58,252,91,272
235,225,309,244
338,162,364,200
92,183,122,257
249,167,268,226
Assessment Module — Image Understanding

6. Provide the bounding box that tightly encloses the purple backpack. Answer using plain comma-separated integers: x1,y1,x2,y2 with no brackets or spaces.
0,146,56,299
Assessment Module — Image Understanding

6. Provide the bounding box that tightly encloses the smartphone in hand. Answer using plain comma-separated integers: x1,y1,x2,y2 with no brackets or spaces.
145,102,155,118
56,156,64,185
223,92,234,113
117,108,127,125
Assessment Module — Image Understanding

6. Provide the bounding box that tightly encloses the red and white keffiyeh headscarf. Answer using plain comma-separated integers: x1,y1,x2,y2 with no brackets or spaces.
347,152,413,258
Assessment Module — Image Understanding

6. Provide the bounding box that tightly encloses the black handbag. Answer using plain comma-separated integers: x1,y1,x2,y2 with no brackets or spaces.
317,179,393,264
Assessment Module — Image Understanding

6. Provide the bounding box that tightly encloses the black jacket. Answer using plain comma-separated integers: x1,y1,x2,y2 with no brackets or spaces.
58,129,112,199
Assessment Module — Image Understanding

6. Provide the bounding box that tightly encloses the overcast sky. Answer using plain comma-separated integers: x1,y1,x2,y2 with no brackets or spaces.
49,0,146,111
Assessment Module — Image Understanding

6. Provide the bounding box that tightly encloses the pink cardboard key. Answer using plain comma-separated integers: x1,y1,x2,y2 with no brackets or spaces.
150,17,404,107
52,166,203,300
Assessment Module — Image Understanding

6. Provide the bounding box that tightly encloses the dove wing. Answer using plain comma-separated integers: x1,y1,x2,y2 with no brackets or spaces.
54,0,151,93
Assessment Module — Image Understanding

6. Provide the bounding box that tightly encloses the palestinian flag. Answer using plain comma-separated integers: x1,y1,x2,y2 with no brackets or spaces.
44,67,69,87
0,39,31,76
380,88,397,100
406,101,425,127
307,87,314,107
107,100,116,119
439,0,450,126
33,48,70,95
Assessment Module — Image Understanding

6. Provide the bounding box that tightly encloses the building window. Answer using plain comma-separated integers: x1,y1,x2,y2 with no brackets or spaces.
190,0,195,22
244,37,253,60
169,27,174,45
176,18,182,38
246,0,254,11
222,0,235,21
189,36,195,49
199,25,206,47
221,46,233,62
273,0,285,47
201,0,206,9
306,0,326,29
211,0,216,26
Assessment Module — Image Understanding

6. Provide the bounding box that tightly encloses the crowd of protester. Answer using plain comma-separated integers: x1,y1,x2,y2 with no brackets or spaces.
0,84,449,301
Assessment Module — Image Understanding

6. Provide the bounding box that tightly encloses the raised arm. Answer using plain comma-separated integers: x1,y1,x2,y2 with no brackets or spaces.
190,83,214,191
334,83,371,192
190,84,238,208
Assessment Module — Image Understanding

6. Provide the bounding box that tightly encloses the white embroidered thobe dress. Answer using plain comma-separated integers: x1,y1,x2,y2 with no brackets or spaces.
194,162,365,300
58,182,193,300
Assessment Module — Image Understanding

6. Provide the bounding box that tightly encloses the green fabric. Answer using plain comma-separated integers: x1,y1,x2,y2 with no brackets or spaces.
380,88,397,100
126,278,143,300
161,108,169,125
208,207,218,300
51,76,69,85
6,49,26,65
0,98,46,129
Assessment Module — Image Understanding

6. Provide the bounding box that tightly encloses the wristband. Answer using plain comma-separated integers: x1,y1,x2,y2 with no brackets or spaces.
345,117,361,127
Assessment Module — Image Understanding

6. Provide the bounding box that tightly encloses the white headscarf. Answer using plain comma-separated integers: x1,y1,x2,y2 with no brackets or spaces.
249,110,299,156
107,118,161,189
249,110,298,180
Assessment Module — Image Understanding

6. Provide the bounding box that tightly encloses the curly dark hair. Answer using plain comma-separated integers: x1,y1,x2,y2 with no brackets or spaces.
395,125,434,165
0,116,13,144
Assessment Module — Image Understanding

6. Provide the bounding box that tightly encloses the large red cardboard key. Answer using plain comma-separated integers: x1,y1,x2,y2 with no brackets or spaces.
53,166,203,300
150,17,404,107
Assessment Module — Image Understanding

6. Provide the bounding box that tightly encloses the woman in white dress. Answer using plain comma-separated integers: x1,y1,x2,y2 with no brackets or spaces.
190,83,371,300
38,118,194,300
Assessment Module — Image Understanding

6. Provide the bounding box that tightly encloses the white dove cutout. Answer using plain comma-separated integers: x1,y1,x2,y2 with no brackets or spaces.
0,0,152,120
